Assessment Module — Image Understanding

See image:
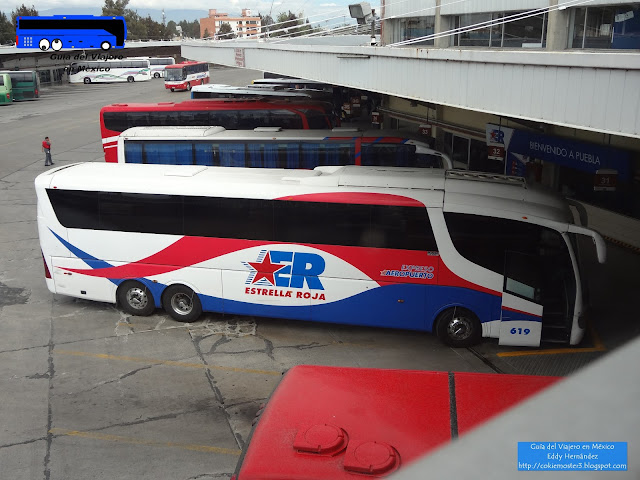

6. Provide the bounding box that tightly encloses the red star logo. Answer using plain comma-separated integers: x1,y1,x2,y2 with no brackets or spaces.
248,252,285,285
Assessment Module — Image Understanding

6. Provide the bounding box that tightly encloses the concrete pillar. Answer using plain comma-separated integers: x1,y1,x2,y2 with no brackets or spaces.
434,0,453,48
546,0,570,50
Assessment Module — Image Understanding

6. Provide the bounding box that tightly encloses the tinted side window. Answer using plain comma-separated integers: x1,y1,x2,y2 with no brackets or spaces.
179,110,210,126
274,202,434,250
149,111,179,126
102,111,128,132
361,144,416,167
0,76,5,86
47,190,99,229
99,192,183,234
445,213,549,274
299,110,330,129
184,197,273,240
126,112,151,127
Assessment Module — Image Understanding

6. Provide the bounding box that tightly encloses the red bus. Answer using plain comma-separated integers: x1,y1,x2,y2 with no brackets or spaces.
164,61,210,91
99,99,338,162
232,365,560,479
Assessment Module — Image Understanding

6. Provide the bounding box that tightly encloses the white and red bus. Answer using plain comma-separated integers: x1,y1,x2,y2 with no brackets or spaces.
164,61,210,91
116,126,451,169
99,100,338,162
36,164,605,347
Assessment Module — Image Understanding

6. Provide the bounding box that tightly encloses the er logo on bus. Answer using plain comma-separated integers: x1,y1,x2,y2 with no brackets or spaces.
245,250,325,290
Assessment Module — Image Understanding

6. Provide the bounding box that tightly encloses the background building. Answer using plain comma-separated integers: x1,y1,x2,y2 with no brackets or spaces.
199,9,261,39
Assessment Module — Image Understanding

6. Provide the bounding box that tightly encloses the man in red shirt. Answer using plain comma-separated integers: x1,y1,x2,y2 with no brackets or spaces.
42,136,53,166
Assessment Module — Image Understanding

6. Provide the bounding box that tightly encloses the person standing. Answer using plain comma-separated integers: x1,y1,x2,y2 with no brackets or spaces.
42,136,54,166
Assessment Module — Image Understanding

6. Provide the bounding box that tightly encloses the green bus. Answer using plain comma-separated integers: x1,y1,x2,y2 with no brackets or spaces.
0,70,39,101
0,73,12,105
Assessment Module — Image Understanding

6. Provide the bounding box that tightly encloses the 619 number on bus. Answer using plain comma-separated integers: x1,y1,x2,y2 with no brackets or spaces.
510,328,531,335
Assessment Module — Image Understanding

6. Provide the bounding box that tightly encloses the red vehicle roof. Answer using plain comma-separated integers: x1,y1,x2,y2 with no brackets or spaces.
234,366,559,479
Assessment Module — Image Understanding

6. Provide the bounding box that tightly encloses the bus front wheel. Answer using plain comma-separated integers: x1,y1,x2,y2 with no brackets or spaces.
435,307,481,348
127,76,134,83
162,284,202,323
83,77,91,84
186,82,191,91
117,280,156,316
153,72,160,78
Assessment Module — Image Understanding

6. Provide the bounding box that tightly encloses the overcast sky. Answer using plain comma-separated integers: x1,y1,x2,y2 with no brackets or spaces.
0,0,355,21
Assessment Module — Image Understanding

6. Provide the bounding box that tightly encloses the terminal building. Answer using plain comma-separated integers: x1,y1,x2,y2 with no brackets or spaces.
183,0,640,247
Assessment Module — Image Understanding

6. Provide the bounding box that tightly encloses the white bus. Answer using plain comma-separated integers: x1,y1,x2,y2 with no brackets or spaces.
68,58,151,84
116,126,452,169
36,163,605,347
191,83,330,101
129,56,175,78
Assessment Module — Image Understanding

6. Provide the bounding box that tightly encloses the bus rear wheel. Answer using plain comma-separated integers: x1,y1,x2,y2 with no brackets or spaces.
170,88,175,92
117,280,156,316
162,284,202,323
435,307,481,348
101,41,111,50
153,72,160,78
127,76,134,83
83,77,91,84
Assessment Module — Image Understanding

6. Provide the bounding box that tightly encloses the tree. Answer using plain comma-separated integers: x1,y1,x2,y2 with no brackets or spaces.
272,11,312,37
101,0,128,16
218,22,235,39
0,11,13,44
259,13,273,37
203,28,209,39
166,20,177,37
11,4,37,31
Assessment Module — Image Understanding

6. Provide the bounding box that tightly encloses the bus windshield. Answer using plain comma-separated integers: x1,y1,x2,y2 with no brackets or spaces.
165,68,184,81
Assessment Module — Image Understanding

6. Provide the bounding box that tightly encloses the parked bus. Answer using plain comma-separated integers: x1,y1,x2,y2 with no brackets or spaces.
0,70,39,100
68,58,150,84
129,57,176,78
149,57,175,78
191,84,331,101
164,61,210,91
0,73,12,104
252,77,334,93
116,126,452,169
16,15,126,51
36,163,605,347
100,100,338,162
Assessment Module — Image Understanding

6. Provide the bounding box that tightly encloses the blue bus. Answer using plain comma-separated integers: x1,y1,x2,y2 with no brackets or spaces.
16,15,126,51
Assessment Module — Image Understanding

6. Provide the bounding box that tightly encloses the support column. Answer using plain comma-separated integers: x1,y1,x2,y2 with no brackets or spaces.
434,0,453,48
546,0,570,50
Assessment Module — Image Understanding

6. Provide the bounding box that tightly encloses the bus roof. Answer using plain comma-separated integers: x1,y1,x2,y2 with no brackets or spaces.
119,125,432,143
37,163,573,225
191,84,321,99
101,98,334,111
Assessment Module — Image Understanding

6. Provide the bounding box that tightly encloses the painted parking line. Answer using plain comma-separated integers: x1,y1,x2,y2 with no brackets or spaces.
50,428,241,456
54,349,282,376
496,325,606,358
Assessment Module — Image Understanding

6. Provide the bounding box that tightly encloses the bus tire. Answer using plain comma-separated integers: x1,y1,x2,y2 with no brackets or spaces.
162,284,202,323
52,39,62,51
83,77,91,84
153,72,160,78
101,41,111,50
435,307,481,348
186,82,191,91
170,88,175,92
127,76,134,83
117,280,156,316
